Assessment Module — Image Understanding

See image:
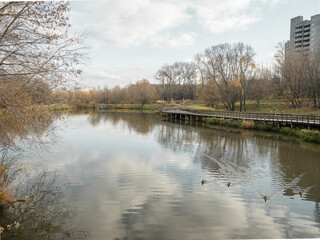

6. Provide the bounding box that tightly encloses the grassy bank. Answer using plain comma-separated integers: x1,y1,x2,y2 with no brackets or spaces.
105,104,161,111
48,102,320,144
48,103,166,113
48,104,96,111
204,117,320,144
182,100,320,115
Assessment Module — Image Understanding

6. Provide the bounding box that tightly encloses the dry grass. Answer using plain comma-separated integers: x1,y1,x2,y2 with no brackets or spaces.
0,164,16,205
0,189,16,205
241,120,255,129
156,100,167,104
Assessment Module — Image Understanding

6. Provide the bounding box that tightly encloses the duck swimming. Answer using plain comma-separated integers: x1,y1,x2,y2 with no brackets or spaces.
201,180,208,185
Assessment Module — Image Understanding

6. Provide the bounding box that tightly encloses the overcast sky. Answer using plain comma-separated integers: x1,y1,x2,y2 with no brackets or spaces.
70,0,320,88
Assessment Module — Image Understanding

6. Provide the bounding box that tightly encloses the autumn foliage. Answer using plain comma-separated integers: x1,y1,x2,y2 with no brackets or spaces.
0,164,15,205
0,2,84,205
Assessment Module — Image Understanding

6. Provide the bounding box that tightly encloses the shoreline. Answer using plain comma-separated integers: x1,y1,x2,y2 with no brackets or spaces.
48,104,320,145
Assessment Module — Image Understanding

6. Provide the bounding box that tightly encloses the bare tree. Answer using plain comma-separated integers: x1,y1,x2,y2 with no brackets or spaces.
273,43,286,97
155,64,177,101
202,43,241,111
177,62,197,100
251,65,272,109
236,43,256,111
196,81,220,108
194,53,209,86
131,79,157,108
109,86,123,104
282,52,308,107
0,2,85,204
0,2,85,146
305,51,320,108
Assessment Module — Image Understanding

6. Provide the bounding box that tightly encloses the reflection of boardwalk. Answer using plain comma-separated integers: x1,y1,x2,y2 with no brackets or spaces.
162,107,320,127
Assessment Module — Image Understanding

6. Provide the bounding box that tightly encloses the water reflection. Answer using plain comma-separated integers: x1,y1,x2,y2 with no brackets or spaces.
156,121,319,202
32,112,320,239
86,111,159,135
0,170,89,240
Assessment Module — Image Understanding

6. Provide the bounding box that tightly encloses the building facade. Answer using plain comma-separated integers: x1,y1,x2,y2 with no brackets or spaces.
287,14,320,54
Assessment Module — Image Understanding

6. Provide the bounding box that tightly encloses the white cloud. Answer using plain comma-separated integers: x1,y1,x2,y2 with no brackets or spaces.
151,32,195,48
80,63,157,88
187,0,259,32
71,0,284,47
71,0,190,47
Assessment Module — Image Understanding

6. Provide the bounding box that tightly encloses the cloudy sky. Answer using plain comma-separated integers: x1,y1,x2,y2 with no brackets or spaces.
70,0,320,88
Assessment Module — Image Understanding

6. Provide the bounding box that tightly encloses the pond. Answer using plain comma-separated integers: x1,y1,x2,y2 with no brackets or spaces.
4,111,320,239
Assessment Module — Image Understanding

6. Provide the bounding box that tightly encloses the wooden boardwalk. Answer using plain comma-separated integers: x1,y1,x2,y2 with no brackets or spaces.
161,107,320,127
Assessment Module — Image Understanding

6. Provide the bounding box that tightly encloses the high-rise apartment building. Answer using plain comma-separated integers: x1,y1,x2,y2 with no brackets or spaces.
287,14,320,54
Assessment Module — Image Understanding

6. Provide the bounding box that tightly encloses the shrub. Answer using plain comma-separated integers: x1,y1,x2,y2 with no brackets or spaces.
218,118,226,126
279,127,297,136
254,122,279,132
205,117,219,125
299,129,320,144
226,119,241,128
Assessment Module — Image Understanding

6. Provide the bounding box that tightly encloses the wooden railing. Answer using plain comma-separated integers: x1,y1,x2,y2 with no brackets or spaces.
161,107,320,126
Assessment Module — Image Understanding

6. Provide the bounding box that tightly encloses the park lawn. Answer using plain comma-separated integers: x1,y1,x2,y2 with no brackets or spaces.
182,100,320,115
102,103,169,111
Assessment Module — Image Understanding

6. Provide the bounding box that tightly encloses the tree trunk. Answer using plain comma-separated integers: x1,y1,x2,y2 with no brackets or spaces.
243,92,247,112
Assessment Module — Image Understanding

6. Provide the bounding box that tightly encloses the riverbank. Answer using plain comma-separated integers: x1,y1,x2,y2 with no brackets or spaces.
49,103,164,112
48,103,320,144
203,117,320,144
48,99,320,115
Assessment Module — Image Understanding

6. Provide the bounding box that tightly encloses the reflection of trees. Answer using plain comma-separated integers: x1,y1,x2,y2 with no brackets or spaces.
86,111,320,204
0,113,55,148
0,170,88,240
157,122,203,153
156,121,320,202
315,202,320,228
277,141,320,202
157,122,278,168
0,112,61,205
87,112,160,135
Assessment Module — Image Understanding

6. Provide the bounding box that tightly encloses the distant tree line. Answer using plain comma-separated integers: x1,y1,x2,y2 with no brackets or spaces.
52,79,159,108
155,42,320,110
54,42,320,111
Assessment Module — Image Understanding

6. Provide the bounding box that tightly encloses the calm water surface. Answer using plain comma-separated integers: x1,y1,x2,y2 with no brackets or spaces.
27,112,320,239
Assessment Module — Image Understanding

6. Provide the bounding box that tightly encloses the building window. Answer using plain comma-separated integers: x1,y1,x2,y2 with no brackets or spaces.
312,23,315,26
